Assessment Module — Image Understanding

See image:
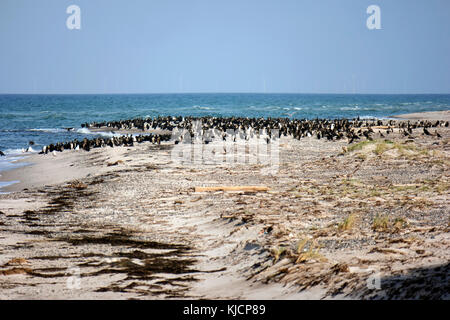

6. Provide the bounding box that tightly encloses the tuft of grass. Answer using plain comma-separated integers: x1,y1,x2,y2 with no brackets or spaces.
356,153,367,161
392,217,408,231
392,184,420,193
67,180,88,190
348,139,432,160
341,178,361,186
372,214,390,232
436,181,450,194
369,189,383,197
347,140,377,152
392,142,430,158
271,246,287,263
338,213,357,232
296,238,309,254
374,142,390,155
372,215,409,232
295,239,326,264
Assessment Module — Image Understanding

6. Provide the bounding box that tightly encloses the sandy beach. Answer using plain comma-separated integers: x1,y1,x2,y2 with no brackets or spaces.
391,110,450,121
0,111,449,299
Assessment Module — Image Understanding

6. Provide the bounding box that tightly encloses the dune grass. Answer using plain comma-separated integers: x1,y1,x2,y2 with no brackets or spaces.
372,214,390,232
347,139,431,159
295,239,326,264
338,213,357,232
372,214,408,232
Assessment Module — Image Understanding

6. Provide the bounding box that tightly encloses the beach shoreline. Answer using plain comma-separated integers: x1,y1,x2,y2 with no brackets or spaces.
1,109,449,194
0,112,449,299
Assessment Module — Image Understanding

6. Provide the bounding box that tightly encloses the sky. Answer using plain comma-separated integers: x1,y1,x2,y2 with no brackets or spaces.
0,0,449,94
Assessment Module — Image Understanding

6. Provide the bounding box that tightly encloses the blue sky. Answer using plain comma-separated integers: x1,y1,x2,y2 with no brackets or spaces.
0,0,449,94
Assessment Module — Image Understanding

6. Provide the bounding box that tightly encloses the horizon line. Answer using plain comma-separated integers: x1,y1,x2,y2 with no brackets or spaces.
1,92,450,95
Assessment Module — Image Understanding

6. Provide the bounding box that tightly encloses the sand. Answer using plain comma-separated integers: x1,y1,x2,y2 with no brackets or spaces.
0,113,449,299
391,110,450,121
0,145,132,193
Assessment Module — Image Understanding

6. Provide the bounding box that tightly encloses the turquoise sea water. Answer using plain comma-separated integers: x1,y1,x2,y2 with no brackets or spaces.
0,93,449,173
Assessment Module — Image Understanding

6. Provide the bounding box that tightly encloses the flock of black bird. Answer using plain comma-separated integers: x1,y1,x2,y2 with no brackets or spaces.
38,133,172,154
81,115,448,143
0,116,448,156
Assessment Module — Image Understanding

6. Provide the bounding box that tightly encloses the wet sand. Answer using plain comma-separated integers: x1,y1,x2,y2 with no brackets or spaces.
0,113,449,299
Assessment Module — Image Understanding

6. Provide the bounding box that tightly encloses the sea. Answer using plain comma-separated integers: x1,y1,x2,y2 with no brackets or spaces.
1,93,449,186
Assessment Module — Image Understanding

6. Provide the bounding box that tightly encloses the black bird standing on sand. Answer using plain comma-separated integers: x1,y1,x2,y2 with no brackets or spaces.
362,130,373,141
423,127,431,136
435,130,442,138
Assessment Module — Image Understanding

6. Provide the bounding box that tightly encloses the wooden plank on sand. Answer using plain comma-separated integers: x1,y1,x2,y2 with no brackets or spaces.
195,186,270,192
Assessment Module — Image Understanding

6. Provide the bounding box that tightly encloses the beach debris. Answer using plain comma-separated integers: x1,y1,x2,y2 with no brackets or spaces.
0,267,32,276
67,180,88,190
331,263,350,274
190,196,202,202
270,247,289,263
4,258,29,266
194,186,269,192
0,258,32,276
264,226,273,234
107,160,124,166
369,247,408,255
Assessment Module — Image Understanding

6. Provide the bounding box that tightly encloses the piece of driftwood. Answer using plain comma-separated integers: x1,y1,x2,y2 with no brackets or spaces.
194,186,270,192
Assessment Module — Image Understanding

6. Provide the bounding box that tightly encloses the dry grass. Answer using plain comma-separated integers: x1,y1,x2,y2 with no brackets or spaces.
270,246,287,263
372,214,408,232
374,141,391,155
347,139,434,160
372,214,390,232
295,239,326,264
392,217,408,231
338,213,357,232
347,140,377,152
67,180,88,190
